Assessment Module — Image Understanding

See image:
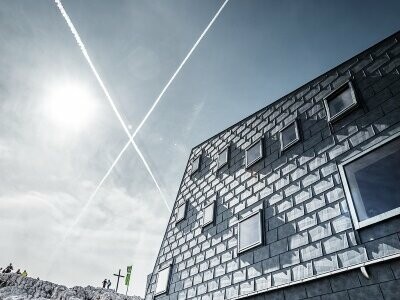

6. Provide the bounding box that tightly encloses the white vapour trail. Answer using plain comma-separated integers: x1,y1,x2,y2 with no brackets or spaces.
55,0,169,209
81,0,230,211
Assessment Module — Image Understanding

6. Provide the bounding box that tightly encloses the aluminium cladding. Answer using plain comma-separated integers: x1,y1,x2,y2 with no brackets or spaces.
145,31,400,300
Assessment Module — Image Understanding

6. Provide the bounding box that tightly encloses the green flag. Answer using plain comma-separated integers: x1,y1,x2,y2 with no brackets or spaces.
125,273,131,286
125,266,132,286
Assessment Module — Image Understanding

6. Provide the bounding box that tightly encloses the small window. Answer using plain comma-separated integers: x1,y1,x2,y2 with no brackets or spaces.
339,133,400,229
218,146,229,169
202,202,215,227
324,81,358,122
191,156,201,175
280,120,300,151
155,265,171,295
176,202,187,223
245,139,263,168
238,210,263,253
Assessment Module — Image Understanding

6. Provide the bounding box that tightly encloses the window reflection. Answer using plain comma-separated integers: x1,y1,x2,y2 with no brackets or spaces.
203,202,215,227
281,122,299,150
246,140,263,167
239,212,262,252
218,148,229,168
155,266,171,295
344,137,400,222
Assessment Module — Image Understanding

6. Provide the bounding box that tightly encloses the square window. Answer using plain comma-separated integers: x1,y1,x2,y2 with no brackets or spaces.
280,121,300,151
191,156,201,175
203,202,215,227
339,134,400,229
155,265,171,295
245,139,263,168
218,147,229,169
324,81,358,122
238,211,263,253
176,202,187,223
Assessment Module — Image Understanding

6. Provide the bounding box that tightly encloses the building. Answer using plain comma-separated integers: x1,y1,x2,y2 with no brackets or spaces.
145,31,400,300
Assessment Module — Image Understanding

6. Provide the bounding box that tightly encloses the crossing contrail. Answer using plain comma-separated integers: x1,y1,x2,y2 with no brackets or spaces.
55,0,169,209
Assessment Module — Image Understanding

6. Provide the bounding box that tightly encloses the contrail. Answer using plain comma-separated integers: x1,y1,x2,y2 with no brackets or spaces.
55,0,169,208
81,0,230,211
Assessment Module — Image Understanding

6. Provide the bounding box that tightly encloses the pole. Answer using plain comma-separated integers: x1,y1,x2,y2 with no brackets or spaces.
113,269,124,293
126,284,129,296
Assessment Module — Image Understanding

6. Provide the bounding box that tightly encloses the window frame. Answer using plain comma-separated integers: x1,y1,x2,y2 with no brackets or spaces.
154,265,172,296
339,131,400,229
238,210,263,253
245,139,264,169
202,201,216,228
279,119,301,151
191,155,201,176
323,80,359,123
176,201,187,223
217,145,230,170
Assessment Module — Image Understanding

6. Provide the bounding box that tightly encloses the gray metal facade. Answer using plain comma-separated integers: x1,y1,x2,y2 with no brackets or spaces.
145,31,400,300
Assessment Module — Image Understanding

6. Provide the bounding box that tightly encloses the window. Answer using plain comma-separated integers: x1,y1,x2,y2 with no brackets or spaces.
191,156,201,175
176,202,186,223
280,120,300,151
245,139,263,168
323,81,358,122
155,265,171,295
339,133,400,229
202,202,215,227
218,146,229,169
238,210,263,253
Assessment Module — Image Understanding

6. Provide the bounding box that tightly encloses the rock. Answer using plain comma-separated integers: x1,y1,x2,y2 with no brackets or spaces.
0,274,142,300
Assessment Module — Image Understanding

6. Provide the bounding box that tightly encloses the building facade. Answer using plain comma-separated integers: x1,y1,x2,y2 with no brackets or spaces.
145,31,400,300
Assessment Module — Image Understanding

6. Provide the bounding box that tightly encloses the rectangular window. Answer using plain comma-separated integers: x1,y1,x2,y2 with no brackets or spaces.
191,156,201,175
280,120,300,151
323,81,358,122
245,139,263,168
339,133,400,229
202,202,215,227
176,202,187,223
218,146,229,169
238,210,263,253
155,265,171,295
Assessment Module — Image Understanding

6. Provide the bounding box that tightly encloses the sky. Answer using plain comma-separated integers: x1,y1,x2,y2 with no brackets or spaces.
0,0,399,297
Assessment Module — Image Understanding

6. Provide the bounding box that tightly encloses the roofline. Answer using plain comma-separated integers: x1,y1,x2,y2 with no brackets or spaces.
189,29,400,152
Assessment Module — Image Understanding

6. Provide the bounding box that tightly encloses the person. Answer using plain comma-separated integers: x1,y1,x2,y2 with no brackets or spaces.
107,279,111,289
102,279,107,288
4,263,13,273
21,270,27,277
16,269,21,274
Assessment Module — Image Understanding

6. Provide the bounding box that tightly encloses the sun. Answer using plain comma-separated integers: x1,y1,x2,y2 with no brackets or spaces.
44,82,97,132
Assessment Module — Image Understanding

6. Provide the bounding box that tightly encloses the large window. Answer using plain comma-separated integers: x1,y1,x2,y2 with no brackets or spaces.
217,146,229,169
191,155,201,175
339,133,400,229
323,81,358,122
202,202,215,227
155,265,171,296
238,210,263,253
245,139,263,168
280,120,300,151
176,202,187,223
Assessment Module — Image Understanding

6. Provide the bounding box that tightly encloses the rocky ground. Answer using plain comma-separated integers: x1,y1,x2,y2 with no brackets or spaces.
0,274,142,300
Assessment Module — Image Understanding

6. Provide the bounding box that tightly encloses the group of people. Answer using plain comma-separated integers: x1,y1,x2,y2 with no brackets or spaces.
1,263,28,277
102,279,112,289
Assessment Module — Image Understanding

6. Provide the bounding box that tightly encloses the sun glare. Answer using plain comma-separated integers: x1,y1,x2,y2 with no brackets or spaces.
44,82,97,132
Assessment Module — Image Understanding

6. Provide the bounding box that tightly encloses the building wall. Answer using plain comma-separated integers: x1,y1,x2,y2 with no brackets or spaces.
145,31,400,300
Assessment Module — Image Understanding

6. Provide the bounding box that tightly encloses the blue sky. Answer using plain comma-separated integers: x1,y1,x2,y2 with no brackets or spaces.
0,0,399,297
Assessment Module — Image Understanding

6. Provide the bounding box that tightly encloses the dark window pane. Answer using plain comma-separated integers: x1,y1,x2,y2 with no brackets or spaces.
246,140,262,166
281,123,298,149
328,87,354,118
218,148,228,167
239,212,262,251
344,137,400,221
